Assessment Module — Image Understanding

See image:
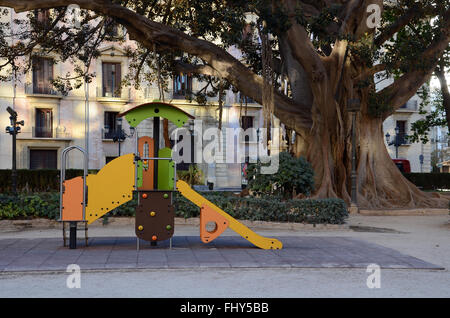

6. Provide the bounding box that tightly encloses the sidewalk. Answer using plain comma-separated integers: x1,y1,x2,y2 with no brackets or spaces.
0,215,448,272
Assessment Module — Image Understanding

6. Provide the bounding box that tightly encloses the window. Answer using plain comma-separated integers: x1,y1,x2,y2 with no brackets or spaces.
35,108,53,138
173,73,192,98
241,116,254,142
35,9,50,24
105,156,118,164
30,149,57,169
396,120,407,144
104,111,119,139
102,62,122,97
32,57,54,94
105,18,119,38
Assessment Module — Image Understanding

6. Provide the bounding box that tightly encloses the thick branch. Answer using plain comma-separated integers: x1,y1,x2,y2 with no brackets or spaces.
0,0,313,131
374,5,423,47
380,9,450,119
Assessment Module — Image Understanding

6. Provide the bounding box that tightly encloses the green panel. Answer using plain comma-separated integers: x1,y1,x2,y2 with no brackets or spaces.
136,160,143,188
124,103,190,128
158,148,174,190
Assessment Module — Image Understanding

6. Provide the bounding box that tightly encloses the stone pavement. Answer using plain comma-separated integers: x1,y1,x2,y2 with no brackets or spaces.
0,236,443,272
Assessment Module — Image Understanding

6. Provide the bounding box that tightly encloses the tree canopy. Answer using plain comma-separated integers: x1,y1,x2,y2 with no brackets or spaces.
0,0,449,208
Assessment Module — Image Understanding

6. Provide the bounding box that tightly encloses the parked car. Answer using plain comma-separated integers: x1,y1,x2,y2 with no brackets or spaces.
393,159,411,173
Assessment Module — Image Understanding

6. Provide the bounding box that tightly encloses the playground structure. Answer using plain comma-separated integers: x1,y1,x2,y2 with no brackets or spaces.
59,102,283,250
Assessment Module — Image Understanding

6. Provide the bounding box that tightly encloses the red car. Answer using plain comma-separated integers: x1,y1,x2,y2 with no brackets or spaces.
393,159,411,173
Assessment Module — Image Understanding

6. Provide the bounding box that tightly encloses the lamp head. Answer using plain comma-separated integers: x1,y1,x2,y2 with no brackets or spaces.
6,107,17,118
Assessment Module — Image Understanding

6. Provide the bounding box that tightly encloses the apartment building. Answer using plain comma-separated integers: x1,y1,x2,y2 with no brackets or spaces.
0,9,289,189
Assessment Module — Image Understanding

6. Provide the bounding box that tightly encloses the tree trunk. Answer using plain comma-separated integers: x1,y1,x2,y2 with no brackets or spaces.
294,100,448,209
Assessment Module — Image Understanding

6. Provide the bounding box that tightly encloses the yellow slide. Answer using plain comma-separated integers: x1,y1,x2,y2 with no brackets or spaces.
176,180,283,250
85,154,135,224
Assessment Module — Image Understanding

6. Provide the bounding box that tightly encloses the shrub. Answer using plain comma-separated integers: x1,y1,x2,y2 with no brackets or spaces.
247,152,315,199
0,169,98,193
403,173,450,190
0,191,348,224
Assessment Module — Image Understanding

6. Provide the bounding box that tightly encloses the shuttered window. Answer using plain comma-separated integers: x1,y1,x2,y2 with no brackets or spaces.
173,73,193,97
104,111,119,139
30,150,57,170
241,116,254,142
102,62,122,97
32,57,54,94
35,108,53,138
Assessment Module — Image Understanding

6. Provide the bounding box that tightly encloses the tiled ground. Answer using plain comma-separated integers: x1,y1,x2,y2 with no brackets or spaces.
0,236,443,272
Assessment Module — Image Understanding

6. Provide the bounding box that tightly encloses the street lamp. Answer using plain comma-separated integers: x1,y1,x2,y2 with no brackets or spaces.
5,107,24,196
385,126,401,159
348,98,361,213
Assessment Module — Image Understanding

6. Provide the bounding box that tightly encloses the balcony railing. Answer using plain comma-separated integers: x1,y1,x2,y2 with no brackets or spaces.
397,133,412,145
102,128,115,140
144,87,220,103
33,126,53,138
25,83,61,96
233,92,256,104
97,87,130,100
399,100,418,112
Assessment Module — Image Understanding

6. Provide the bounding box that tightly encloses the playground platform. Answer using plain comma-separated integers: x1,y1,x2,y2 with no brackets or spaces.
0,236,443,272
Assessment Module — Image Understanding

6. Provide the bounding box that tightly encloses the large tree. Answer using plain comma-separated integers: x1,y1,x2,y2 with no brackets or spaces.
0,0,449,208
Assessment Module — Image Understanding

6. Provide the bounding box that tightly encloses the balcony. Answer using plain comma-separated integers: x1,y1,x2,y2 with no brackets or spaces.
397,133,412,146
398,100,418,113
96,87,130,103
233,92,257,105
143,87,220,103
25,83,62,98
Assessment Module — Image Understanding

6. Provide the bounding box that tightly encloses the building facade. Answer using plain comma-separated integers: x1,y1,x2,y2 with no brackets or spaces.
381,80,433,173
0,9,287,189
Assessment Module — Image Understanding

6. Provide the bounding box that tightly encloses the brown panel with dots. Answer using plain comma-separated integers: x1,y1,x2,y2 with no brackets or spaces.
135,191,175,242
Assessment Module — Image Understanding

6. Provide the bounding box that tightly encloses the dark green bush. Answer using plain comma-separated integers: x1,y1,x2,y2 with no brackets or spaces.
0,169,98,193
0,191,348,224
247,152,315,199
403,173,450,190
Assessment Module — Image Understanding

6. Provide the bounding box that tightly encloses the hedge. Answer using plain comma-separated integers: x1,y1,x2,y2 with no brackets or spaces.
0,192,348,225
0,169,98,193
403,173,450,190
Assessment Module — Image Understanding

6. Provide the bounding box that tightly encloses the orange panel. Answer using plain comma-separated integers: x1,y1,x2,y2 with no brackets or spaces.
62,176,84,221
138,136,154,190
200,204,229,243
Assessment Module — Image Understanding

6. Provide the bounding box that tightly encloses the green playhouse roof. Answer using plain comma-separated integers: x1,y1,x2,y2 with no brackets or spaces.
118,102,195,128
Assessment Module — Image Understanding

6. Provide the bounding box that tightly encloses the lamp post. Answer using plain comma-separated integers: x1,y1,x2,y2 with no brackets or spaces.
385,126,401,159
5,107,24,196
348,99,361,213
104,117,134,157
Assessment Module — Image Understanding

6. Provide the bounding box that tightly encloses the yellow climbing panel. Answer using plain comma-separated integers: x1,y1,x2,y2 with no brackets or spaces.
176,180,283,250
85,154,135,224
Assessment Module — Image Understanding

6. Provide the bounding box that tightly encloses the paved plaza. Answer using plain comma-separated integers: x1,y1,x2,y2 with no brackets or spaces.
0,235,443,272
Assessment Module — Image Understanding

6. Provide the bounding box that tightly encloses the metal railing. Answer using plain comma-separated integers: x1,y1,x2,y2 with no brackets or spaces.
143,87,220,103
399,100,418,112
33,126,53,138
96,87,130,100
25,83,61,96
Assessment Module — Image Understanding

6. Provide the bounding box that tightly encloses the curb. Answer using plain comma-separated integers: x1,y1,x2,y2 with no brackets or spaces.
358,208,449,216
0,217,349,231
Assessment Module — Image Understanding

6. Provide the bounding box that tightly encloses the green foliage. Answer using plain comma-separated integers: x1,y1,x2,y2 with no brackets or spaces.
410,87,448,144
246,152,315,199
403,173,450,191
0,169,98,193
174,193,348,224
0,192,60,220
176,165,205,186
0,191,348,225
368,90,393,118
